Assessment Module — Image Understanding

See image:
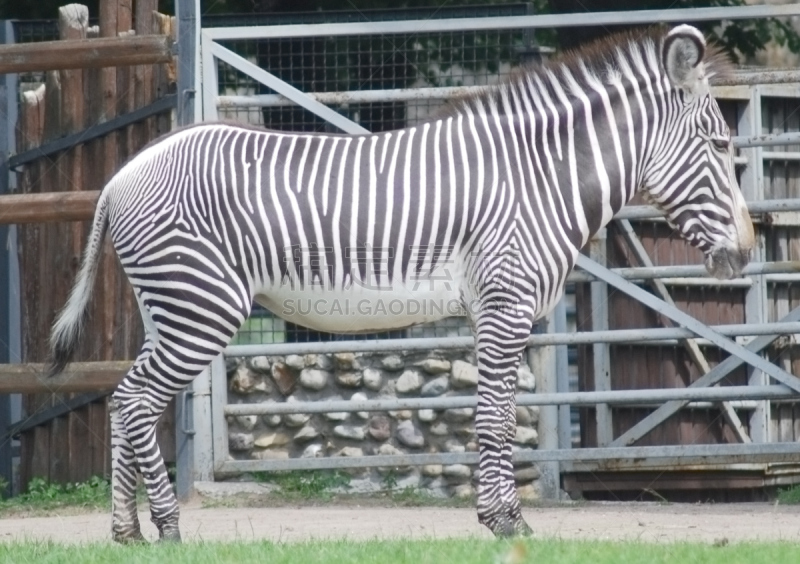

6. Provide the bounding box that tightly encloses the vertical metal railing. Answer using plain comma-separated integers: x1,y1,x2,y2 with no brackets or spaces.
0,19,19,498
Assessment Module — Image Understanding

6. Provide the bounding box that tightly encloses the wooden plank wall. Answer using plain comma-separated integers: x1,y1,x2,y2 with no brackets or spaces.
15,1,176,489
577,96,800,450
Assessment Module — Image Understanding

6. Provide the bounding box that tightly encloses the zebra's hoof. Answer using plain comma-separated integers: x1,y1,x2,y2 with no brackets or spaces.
514,518,533,537
158,526,182,543
484,515,516,538
112,529,147,544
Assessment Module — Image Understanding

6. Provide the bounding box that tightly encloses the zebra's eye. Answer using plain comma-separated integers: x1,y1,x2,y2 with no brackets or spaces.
711,138,729,151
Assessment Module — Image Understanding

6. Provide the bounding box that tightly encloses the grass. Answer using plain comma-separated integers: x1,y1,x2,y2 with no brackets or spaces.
3,538,800,564
0,477,112,516
776,485,800,505
250,470,352,501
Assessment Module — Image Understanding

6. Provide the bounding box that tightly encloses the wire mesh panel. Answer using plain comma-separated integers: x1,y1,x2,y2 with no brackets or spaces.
208,5,536,132
210,5,542,344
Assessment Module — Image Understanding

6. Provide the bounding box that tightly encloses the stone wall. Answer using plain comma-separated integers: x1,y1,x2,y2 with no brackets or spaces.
225,348,541,499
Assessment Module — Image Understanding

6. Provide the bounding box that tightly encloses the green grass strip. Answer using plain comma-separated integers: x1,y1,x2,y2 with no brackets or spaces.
2,537,800,564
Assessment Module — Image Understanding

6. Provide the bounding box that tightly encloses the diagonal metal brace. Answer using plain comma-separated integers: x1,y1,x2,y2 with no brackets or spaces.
575,254,800,393
615,220,751,443
209,41,369,135
609,303,800,447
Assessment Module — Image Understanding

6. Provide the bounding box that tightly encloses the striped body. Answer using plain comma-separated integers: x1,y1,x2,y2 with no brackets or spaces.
49,26,754,541
111,111,602,336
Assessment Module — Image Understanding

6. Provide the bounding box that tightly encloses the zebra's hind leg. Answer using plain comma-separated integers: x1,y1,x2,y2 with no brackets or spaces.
109,399,145,543
113,356,191,543
109,339,155,543
111,287,248,543
472,304,534,537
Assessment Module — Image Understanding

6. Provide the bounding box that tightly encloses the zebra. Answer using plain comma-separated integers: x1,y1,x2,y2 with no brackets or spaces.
48,24,753,542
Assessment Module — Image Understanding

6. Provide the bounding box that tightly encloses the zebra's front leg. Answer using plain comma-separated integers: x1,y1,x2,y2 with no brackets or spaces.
473,308,534,537
109,398,146,543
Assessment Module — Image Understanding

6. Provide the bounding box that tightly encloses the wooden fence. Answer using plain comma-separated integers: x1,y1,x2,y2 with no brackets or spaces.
8,1,176,488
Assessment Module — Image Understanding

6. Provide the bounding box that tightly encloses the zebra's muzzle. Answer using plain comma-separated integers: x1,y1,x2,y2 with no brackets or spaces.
705,246,751,280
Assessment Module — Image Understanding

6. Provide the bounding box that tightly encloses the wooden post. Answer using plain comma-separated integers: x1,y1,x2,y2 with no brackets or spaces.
54,3,89,488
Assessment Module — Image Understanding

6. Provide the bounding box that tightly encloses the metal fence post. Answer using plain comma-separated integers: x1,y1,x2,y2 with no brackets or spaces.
174,0,200,502
553,297,572,450
210,354,229,476
740,85,770,444
530,316,560,500
590,229,613,446
0,19,19,498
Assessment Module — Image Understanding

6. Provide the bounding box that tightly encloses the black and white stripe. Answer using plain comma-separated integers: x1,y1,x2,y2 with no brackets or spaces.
48,25,753,541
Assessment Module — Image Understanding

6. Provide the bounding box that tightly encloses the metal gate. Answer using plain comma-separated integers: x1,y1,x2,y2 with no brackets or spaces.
173,1,800,500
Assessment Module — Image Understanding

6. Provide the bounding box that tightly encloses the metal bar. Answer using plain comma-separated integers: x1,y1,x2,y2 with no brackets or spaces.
217,70,800,109
659,277,752,287
217,86,480,107
0,18,17,498
223,385,795,416
204,4,800,41
200,32,218,122
712,70,800,86
575,255,800,391
177,0,198,127
532,321,560,500
616,219,751,443
192,365,214,482
741,86,770,445
553,298,572,451
766,274,800,283
590,230,613,446
8,94,176,170
610,306,800,447
210,355,228,473
734,132,800,148
8,391,108,435
567,260,800,283
763,151,800,161
217,442,800,474
175,0,199,504
209,41,368,135
226,321,800,357
616,198,800,221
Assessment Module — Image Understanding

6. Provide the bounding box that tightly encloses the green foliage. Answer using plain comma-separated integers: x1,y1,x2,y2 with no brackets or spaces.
0,476,111,514
251,470,351,500
776,484,800,505
380,469,398,491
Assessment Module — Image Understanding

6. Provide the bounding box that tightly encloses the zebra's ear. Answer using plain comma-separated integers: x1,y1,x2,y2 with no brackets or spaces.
663,25,707,94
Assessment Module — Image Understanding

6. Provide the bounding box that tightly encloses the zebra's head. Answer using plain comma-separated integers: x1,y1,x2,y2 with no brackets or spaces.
641,25,754,280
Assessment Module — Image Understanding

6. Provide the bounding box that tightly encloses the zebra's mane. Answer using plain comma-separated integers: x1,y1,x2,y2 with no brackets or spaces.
439,27,732,119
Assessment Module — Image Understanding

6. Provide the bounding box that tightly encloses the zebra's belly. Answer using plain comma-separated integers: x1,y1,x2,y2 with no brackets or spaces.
254,280,465,334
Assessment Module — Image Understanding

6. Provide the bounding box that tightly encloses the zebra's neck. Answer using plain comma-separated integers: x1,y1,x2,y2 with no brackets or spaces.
454,64,669,255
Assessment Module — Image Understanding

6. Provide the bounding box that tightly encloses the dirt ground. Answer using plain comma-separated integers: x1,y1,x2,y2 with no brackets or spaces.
2,498,800,544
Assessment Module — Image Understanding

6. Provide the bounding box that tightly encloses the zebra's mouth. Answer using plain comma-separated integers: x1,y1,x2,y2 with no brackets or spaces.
704,247,750,280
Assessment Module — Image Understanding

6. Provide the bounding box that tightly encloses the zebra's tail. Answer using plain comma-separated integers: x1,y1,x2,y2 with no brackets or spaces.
47,190,111,378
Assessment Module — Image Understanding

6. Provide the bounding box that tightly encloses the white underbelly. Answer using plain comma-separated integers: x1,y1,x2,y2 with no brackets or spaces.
255,276,465,333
